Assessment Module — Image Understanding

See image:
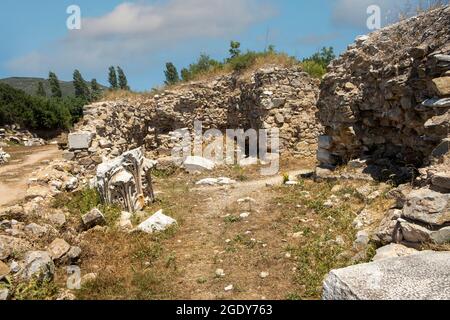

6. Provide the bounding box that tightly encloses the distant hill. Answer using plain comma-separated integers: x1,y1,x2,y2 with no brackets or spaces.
0,77,108,97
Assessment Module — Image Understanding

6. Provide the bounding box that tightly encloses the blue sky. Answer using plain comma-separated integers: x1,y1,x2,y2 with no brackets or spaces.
0,0,445,91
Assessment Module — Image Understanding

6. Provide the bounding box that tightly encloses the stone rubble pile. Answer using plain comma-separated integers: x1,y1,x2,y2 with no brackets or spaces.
315,6,450,246
0,126,45,147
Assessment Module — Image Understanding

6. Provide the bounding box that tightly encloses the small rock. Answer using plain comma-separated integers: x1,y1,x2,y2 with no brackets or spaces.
224,284,233,292
82,208,106,230
48,238,71,261
215,269,225,277
260,271,269,279
137,209,177,234
81,272,97,286
240,212,250,219
49,213,66,227
25,223,48,237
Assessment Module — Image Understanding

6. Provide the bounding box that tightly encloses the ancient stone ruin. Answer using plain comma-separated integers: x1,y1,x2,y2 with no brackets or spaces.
316,6,450,248
69,66,321,171
95,147,155,213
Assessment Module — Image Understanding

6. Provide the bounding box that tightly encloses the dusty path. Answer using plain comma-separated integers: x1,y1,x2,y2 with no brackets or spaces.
167,170,309,299
0,145,61,208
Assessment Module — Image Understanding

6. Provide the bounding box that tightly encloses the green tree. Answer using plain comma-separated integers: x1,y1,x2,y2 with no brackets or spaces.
229,41,241,59
108,66,118,90
90,79,101,101
36,82,46,97
164,62,180,85
117,66,129,90
73,69,90,100
48,72,62,98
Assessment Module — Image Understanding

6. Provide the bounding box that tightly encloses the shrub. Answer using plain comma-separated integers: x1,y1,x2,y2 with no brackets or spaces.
300,60,327,78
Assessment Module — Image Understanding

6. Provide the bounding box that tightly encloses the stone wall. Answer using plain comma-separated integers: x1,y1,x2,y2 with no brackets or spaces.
68,66,321,170
317,6,449,171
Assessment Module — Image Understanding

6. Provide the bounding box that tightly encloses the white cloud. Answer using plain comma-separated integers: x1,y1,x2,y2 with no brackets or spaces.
6,0,275,77
330,0,444,28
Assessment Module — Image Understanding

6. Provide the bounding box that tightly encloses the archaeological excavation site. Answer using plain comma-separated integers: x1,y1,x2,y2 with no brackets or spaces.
0,4,449,302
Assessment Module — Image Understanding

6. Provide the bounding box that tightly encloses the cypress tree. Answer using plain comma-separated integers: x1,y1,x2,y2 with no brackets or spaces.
164,62,180,85
48,72,62,98
117,66,129,90
73,69,90,100
108,66,118,89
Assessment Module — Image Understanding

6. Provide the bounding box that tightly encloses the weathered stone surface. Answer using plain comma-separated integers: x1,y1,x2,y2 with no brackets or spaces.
81,208,106,230
430,226,450,244
372,244,418,261
183,156,215,173
402,189,450,226
0,235,31,260
0,148,10,165
68,132,94,150
21,251,55,281
0,260,10,279
431,77,450,96
96,147,154,213
137,209,177,234
399,219,432,243
48,238,71,260
316,7,449,171
323,251,450,300
431,173,450,191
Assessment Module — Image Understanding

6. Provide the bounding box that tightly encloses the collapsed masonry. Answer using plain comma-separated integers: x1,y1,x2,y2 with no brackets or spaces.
66,67,321,171
316,6,450,247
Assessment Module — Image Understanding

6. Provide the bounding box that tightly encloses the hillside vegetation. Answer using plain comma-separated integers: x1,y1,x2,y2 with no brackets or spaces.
0,83,85,130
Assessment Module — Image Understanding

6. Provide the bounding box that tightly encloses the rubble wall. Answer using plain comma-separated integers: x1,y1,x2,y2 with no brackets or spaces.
317,6,450,169
71,67,321,170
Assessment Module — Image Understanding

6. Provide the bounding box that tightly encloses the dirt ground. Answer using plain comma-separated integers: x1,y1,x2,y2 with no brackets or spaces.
0,145,62,208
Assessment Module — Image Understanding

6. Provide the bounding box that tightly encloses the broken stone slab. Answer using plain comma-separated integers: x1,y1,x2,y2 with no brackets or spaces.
21,251,55,281
323,251,450,300
96,148,154,213
82,208,106,230
196,177,237,186
183,156,215,173
398,219,450,244
68,131,95,150
137,210,177,234
402,189,450,226
372,244,419,261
